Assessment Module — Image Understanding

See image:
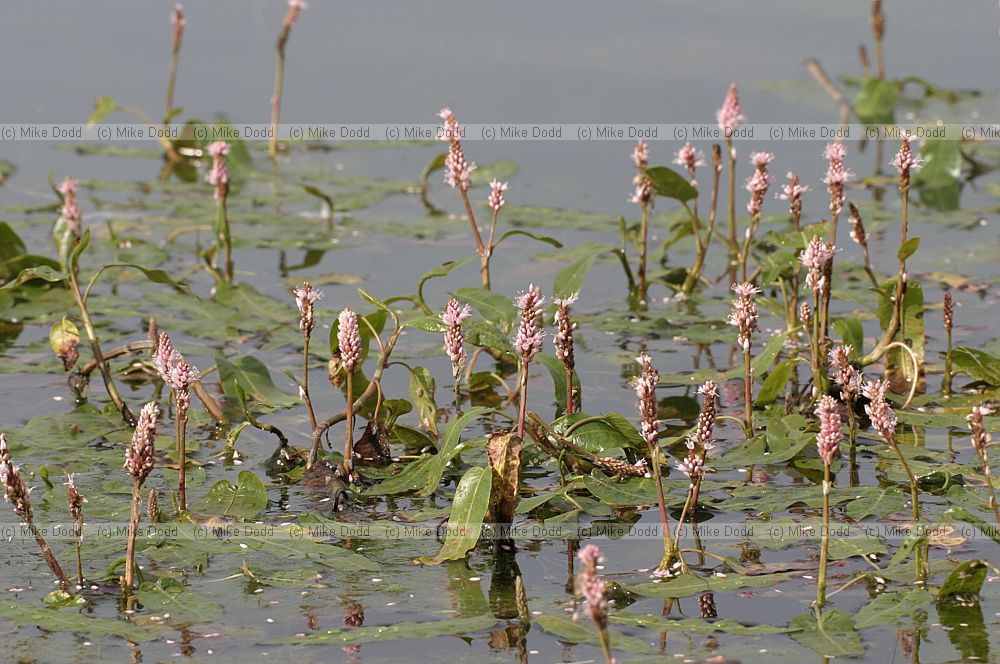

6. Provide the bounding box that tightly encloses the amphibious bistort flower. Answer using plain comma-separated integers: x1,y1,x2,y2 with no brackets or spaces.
488,179,507,214
337,308,361,373
514,285,545,363
205,141,230,199
717,83,745,132
727,282,761,352
294,281,325,336
822,142,853,218
815,396,842,466
441,297,471,378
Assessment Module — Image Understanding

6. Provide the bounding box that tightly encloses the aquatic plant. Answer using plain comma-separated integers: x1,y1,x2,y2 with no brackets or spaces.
814,395,841,610
0,434,70,590
123,402,159,592
269,0,307,160
575,545,613,664
152,332,198,510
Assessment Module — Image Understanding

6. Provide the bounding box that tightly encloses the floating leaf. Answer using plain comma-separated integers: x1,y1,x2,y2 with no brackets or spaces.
855,78,898,124
0,599,153,641
611,612,794,635
217,354,299,411
267,613,496,645
136,578,224,623
535,614,650,653
627,572,794,599
788,610,864,657
853,589,933,629
201,470,268,518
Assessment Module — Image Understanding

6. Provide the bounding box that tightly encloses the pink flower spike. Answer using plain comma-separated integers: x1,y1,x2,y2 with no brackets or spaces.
673,142,705,176
717,83,745,132
337,308,362,373
815,396,842,466
514,285,545,363
631,140,649,168
441,297,471,377
488,179,508,214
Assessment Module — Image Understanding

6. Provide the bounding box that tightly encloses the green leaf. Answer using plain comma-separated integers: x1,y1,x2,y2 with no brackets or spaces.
419,466,492,564
937,559,988,599
853,589,934,629
454,287,516,327
898,236,920,262
949,347,1000,385
611,612,794,635
408,365,439,439
553,245,604,299
48,317,79,356
494,229,563,249
788,610,864,657
536,614,651,653
110,263,191,294
756,359,796,405
416,257,474,312
831,318,864,356
627,572,794,599
645,166,697,202
855,78,898,124
218,354,299,411
0,599,154,641
266,613,496,645
136,578,224,623
583,473,685,508
420,151,448,192
202,470,268,518
0,265,67,290
556,412,645,454
913,135,963,211
415,406,491,496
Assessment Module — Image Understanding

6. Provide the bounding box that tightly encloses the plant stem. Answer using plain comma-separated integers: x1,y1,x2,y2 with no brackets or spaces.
458,187,489,289
942,327,953,395
648,443,676,564
68,268,134,425
595,623,614,664
268,40,286,160
344,370,355,478
887,435,925,582
725,137,737,252
26,517,69,590
302,335,318,430
682,155,720,295
847,405,859,487
215,196,233,283
637,203,650,304
516,363,530,440
862,185,910,367
309,326,403,467
123,480,142,592
816,462,831,609
176,394,188,511
743,349,754,435
165,36,180,126
564,366,575,415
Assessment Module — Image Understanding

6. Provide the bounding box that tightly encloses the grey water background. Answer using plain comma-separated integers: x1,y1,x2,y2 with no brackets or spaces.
1,1,1000,662
2,0,998,204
